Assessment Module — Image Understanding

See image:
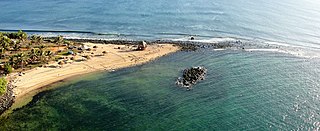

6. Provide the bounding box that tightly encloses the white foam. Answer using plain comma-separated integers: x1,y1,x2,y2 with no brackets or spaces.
171,37,237,43
252,40,320,59
171,38,189,41
245,47,320,59
245,48,292,55
213,49,226,51
265,41,291,47
63,36,120,41
264,41,320,50
245,49,280,52
194,37,236,43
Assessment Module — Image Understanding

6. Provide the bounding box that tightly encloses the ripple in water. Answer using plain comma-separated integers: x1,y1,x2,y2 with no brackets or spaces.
1,49,320,130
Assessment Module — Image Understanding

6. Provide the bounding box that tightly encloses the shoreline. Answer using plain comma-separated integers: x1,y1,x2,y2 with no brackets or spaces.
1,38,311,116
2,42,181,115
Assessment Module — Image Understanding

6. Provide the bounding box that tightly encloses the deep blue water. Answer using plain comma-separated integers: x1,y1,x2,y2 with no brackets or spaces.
1,0,320,48
1,0,320,130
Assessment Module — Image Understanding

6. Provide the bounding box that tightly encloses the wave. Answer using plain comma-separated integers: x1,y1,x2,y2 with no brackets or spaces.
0,29,95,34
2,28,320,59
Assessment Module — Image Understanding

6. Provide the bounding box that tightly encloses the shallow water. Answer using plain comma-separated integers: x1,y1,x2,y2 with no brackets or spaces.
1,50,320,130
1,0,320,130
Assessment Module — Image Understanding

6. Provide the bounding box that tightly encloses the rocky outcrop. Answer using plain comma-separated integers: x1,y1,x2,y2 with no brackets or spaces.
176,66,207,90
0,80,15,115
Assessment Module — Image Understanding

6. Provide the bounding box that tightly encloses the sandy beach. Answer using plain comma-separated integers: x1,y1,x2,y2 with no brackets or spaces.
10,43,180,102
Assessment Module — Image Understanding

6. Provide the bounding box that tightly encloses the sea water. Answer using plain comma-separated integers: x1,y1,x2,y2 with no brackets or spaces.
1,0,320,130
1,50,320,130
1,0,320,48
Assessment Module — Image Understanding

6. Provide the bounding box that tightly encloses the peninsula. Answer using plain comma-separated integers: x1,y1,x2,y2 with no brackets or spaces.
0,31,180,114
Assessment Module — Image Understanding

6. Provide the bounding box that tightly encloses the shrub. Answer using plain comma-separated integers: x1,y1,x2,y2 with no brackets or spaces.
0,77,7,95
3,30,27,40
4,63,12,75
17,30,27,40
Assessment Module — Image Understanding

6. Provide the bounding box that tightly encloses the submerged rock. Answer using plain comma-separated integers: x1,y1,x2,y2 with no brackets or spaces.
176,66,207,90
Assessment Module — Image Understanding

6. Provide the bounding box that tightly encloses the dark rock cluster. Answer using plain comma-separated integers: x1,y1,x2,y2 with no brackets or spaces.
62,39,246,52
63,39,152,46
0,80,15,115
176,66,207,90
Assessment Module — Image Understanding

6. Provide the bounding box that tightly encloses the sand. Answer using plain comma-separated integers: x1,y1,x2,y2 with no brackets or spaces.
11,43,180,100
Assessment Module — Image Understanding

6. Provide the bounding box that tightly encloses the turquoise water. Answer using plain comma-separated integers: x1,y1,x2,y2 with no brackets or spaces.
1,50,320,130
1,0,320,48
1,0,320,130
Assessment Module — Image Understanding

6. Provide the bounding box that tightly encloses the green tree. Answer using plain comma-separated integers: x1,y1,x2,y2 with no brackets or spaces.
17,30,27,41
8,55,17,68
28,48,39,63
55,35,64,50
15,53,27,69
38,45,46,63
0,48,5,59
13,40,21,51
31,35,43,45
44,50,53,62
4,63,13,75
4,30,27,40
0,35,12,50
0,77,7,95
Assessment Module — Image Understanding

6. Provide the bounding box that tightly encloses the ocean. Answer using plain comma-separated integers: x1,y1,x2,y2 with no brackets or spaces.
1,0,320,48
1,0,320,130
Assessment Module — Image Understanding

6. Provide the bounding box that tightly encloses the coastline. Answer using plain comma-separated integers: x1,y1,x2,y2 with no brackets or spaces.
4,42,180,113
1,38,303,116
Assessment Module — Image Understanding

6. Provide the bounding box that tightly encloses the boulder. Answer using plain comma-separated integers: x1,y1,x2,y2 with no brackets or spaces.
176,66,207,90
136,41,147,51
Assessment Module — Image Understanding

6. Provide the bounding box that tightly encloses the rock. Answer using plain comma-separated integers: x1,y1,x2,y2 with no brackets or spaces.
176,66,207,90
0,80,15,115
136,41,147,51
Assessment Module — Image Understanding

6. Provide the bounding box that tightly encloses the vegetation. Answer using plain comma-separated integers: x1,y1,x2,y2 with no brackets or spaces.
0,31,79,74
55,35,64,50
31,35,43,45
3,63,12,75
0,77,7,95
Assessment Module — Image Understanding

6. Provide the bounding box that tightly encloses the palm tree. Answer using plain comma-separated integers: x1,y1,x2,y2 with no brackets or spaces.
15,53,27,69
29,48,39,63
13,40,21,51
55,35,64,50
8,55,17,69
31,35,43,45
17,30,27,41
0,48,5,59
1,36,12,50
45,50,53,61
38,47,44,63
